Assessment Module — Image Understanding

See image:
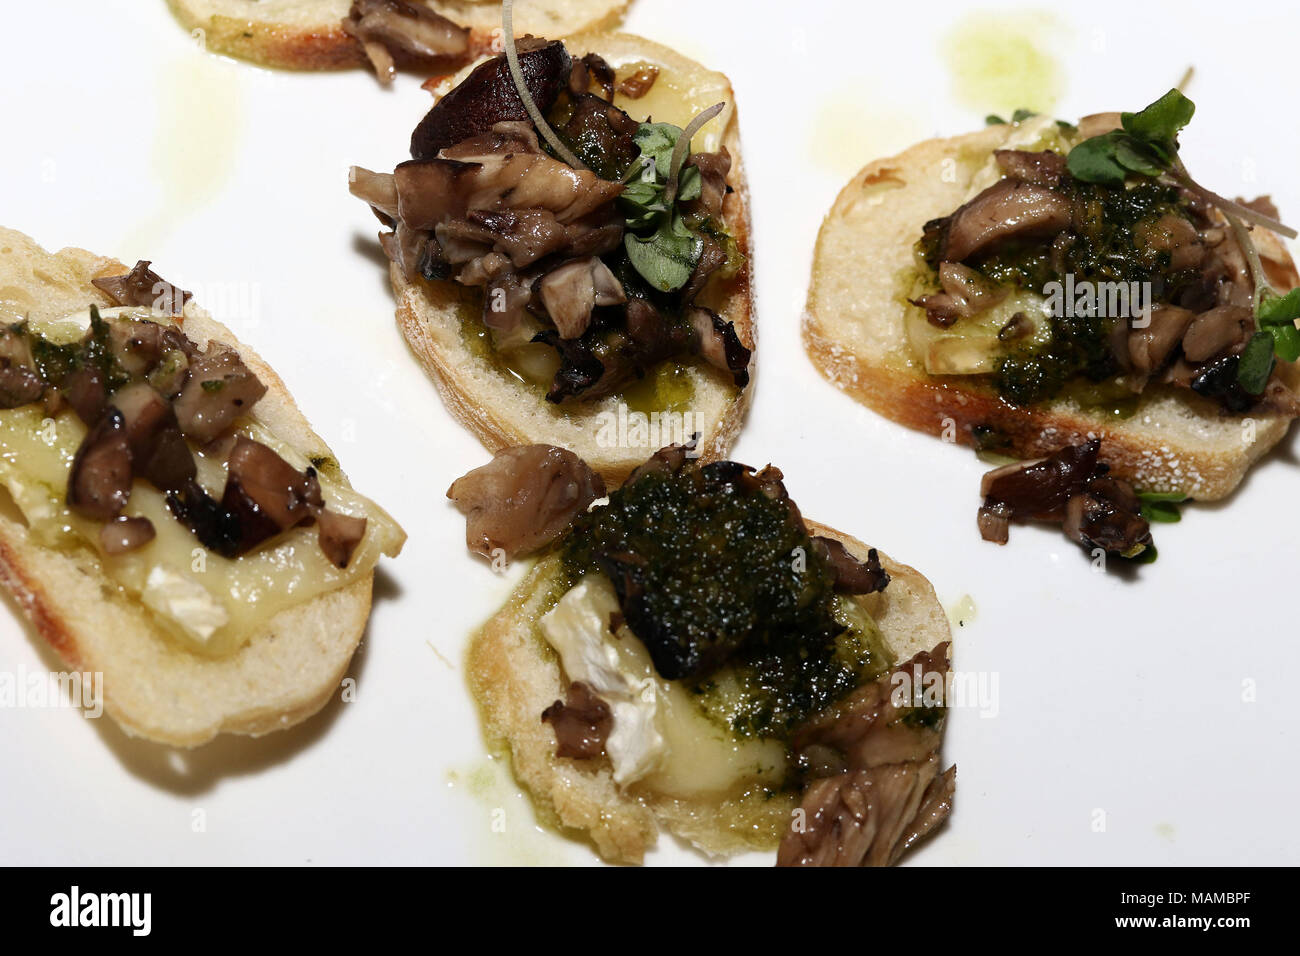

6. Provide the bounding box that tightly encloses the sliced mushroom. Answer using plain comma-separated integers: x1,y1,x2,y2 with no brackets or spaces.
979,440,1100,519
0,360,43,409
1135,213,1205,273
617,66,659,99
538,257,626,339
342,0,469,86
993,149,1066,187
940,180,1072,263
1181,304,1249,363
1063,477,1151,557
1128,304,1196,373
347,166,399,222
912,261,1010,326
625,439,697,484
779,644,955,867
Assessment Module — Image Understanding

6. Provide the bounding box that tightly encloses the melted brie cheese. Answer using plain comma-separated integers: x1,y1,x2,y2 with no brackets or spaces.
0,308,404,657
541,575,787,797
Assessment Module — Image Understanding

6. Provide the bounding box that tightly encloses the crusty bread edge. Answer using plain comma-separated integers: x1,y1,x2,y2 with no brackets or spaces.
165,0,632,73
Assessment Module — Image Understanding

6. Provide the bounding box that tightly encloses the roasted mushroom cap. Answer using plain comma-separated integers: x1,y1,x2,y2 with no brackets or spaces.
447,444,606,559
409,39,572,161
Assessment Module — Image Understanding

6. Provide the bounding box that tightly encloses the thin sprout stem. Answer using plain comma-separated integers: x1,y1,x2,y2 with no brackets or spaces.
1176,66,1194,93
501,0,586,171
1166,158,1297,239
664,102,725,206
1228,210,1269,313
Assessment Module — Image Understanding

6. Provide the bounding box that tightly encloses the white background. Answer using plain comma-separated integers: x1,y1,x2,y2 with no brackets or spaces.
0,0,1296,865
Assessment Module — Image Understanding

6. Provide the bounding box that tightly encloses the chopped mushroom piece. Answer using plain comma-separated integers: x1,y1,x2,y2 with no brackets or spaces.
315,508,369,569
538,257,626,339
67,409,133,521
223,437,323,534
100,515,156,555
912,261,1010,326
779,644,955,867
111,382,197,491
978,440,1152,557
0,361,43,409
91,261,191,315
448,444,606,559
541,681,613,760
616,65,659,99
1128,304,1196,374
172,342,268,444
688,307,751,387
811,537,890,594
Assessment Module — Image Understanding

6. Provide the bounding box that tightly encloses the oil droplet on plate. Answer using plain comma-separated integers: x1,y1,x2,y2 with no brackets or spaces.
942,11,1066,117
947,593,978,628
808,86,929,179
120,53,245,252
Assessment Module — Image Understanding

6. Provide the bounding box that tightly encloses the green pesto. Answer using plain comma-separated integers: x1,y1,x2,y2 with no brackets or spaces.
919,177,1201,407
563,463,888,739
18,306,129,393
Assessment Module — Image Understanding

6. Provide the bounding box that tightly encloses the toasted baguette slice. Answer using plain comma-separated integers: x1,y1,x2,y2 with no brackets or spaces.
467,520,949,864
392,32,754,484
0,227,404,747
804,124,1300,500
165,0,630,71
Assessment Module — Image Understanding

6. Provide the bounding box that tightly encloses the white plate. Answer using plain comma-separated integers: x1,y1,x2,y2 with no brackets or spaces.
0,0,1295,866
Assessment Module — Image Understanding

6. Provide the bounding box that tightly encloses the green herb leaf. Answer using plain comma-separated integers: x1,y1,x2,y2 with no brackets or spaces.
1236,330,1277,394
624,214,702,292
1113,137,1166,177
1066,133,1128,186
1124,542,1159,564
633,123,682,179
1011,108,1036,122
1137,491,1186,523
1121,88,1195,152
985,114,1006,126
1257,287,1300,324
1267,322,1300,363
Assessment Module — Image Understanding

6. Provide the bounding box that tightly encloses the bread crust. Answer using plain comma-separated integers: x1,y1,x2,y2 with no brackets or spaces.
165,0,631,72
804,126,1300,500
0,227,395,747
389,31,755,483
466,518,950,864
